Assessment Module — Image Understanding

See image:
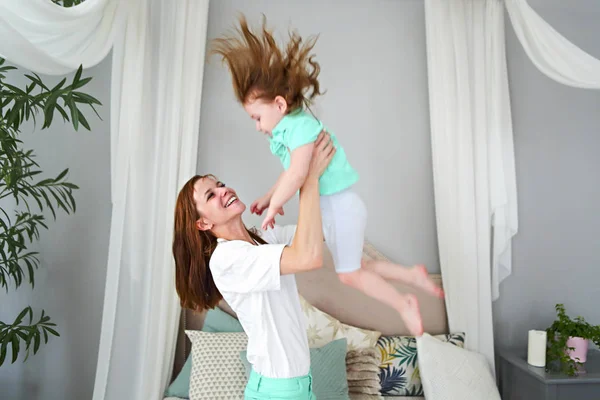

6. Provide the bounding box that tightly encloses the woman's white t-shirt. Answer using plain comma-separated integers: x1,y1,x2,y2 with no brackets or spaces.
209,225,310,379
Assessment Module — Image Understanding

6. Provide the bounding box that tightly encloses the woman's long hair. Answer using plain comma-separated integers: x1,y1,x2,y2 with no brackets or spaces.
172,175,265,312
211,14,323,111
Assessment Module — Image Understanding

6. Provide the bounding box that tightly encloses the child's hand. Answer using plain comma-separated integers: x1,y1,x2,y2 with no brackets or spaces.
261,214,276,231
261,207,284,230
250,195,270,216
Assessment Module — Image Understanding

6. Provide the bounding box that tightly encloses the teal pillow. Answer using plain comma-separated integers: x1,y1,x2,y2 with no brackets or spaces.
164,356,192,398
240,339,350,400
202,307,244,333
164,308,244,398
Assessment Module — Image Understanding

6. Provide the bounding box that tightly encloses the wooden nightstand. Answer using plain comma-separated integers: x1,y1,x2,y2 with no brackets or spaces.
498,349,600,399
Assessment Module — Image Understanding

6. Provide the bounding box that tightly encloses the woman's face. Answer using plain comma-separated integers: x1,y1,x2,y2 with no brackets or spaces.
193,177,245,230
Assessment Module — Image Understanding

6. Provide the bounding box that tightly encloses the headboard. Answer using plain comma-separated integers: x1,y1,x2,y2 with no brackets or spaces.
172,241,447,376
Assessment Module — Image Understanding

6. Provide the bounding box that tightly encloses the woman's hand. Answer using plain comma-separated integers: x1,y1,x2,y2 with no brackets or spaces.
279,132,332,274
307,130,336,179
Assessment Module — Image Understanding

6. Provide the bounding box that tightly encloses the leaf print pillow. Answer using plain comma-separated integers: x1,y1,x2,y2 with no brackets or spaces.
377,333,465,396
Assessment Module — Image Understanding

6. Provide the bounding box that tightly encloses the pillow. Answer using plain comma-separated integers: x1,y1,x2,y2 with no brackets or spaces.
202,306,244,333
186,330,248,400
416,333,501,400
165,308,244,398
164,357,191,398
377,332,465,396
240,339,351,400
345,347,382,399
300,296,381,350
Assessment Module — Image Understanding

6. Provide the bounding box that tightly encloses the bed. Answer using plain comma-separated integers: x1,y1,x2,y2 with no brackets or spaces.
169,241,448,400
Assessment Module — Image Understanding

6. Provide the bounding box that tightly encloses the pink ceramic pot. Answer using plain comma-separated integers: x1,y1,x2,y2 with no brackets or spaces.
566,337,589,363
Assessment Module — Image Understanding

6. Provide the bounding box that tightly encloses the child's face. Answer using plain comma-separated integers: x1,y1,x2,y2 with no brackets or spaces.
243,96,287,135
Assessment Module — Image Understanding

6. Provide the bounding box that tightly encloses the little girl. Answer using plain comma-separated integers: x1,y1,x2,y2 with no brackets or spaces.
212,16,443,336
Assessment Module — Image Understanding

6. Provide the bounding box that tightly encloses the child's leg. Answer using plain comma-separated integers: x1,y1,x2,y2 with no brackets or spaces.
362,259,444,298
321,189,424,336
338,269,423,336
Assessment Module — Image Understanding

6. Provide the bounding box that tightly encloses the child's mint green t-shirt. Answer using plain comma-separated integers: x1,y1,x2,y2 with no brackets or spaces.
269,109,359,196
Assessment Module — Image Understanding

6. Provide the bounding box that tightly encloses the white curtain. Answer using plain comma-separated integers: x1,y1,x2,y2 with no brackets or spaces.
93,0,209,399
0,0,208,398
0,0,125,75
505,0,600,89
424,0,517,369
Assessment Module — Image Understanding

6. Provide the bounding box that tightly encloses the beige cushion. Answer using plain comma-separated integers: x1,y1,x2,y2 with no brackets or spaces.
296,242,447,336
300,295,381,350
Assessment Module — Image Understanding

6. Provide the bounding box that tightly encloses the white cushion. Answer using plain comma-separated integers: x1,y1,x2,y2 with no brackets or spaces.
416,333,500,400
185,331,248,399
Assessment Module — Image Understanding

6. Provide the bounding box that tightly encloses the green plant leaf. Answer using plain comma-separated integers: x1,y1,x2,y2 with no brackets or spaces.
55,169,68,182
44,327,60,337
25,74,50,91
77,109,91,130
0,340,7,365
33,332,40,353
72,92,102,106
42,104,55,129
14,330,27,342
51,78,66,92
55,104,70,123
11,334,19,363
67,99,79,131
13,307,31,326
73,65,83,87
72,77,92,90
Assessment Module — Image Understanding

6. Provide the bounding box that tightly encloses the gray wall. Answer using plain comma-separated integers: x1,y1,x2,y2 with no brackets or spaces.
1,1,599,397
0,57,112,399
200,0,600,352
199,0,600,351
198,0,439,272
493,0,600,349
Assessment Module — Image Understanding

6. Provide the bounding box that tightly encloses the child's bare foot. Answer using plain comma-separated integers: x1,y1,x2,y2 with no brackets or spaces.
397,294,424,336
410,264,444,298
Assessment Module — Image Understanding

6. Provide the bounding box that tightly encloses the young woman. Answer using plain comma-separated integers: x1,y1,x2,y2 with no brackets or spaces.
173,132,335,399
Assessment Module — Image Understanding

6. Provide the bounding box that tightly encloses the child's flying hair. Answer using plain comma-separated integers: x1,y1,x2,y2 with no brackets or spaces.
211,15,323,111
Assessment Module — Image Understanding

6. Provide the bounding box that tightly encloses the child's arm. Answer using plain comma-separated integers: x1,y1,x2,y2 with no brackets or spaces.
265,172,285,199
258,142,313,208
251,173,284,215
270,143,314,210
261,142,315,229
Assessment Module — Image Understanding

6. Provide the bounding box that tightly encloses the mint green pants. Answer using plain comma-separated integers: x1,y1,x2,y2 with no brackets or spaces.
244,369,316,400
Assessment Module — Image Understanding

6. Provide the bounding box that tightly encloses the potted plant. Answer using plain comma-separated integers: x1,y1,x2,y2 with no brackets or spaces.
0,57,101,366
545,304,600,376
